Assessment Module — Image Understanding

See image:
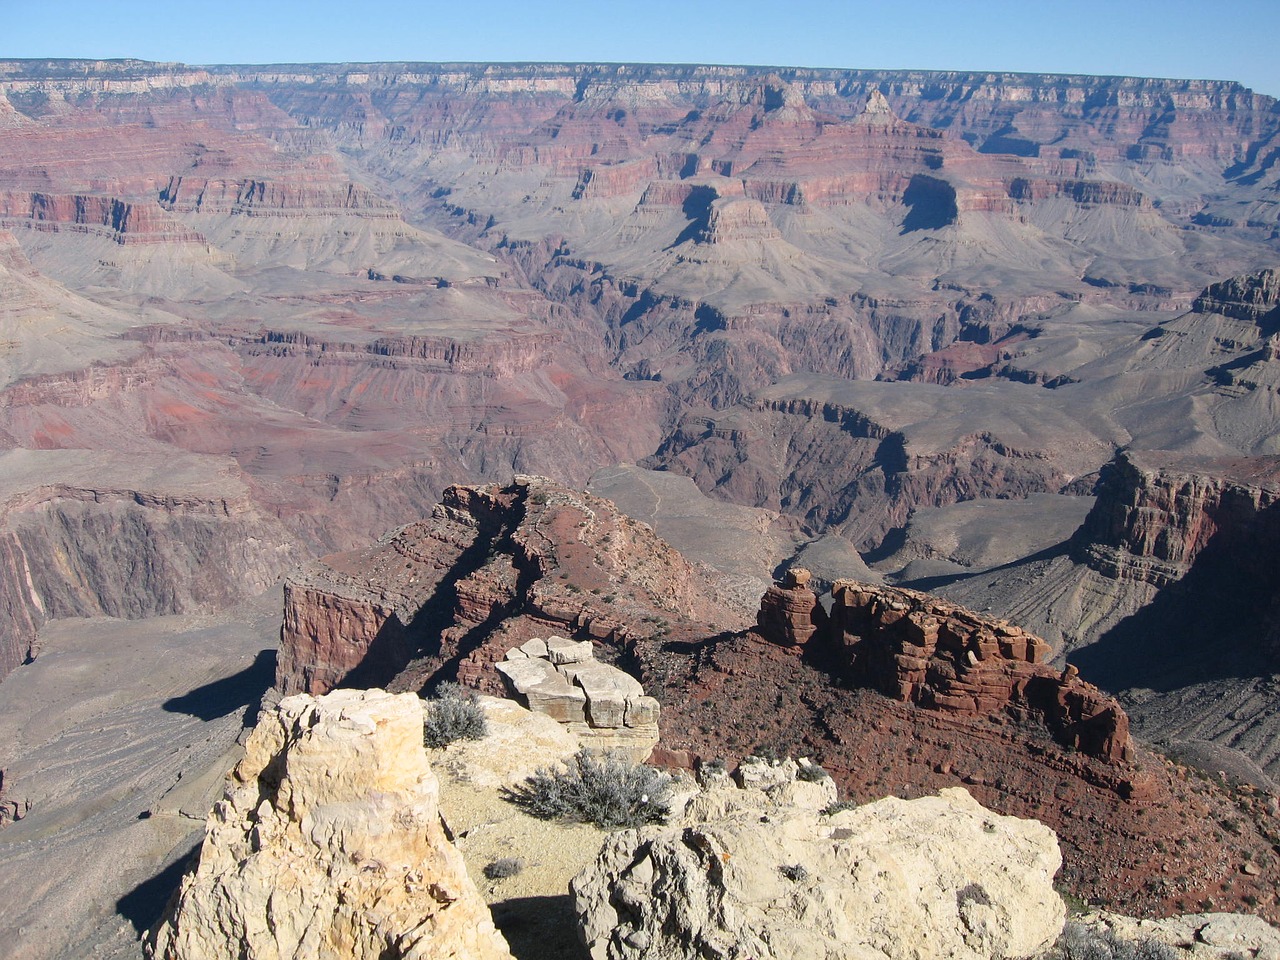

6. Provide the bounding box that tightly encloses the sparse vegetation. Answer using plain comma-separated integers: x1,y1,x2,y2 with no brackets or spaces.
502,749,672,829
482,857,524,880
821,800,858,816
779,863,809,882
796,762,831,783
422,682,488,749
1044,922,1178,960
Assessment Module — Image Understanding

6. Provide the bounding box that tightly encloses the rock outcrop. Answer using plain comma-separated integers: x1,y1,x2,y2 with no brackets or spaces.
572,778,1065,960
1075,449,1280,588
1069,911,1280,958
828,580,1134,764
754,566,825,648
277,476,750,697
497,635,660,761
0,450,299,683
148,689,513,960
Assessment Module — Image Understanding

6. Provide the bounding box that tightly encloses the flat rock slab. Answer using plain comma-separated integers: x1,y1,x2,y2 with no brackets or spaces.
495,658,587,724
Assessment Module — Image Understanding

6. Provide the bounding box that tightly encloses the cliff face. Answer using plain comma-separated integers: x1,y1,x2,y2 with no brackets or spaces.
0,451,298,681
1075,450,1280,588
828,580,1133,765
276,476,751,697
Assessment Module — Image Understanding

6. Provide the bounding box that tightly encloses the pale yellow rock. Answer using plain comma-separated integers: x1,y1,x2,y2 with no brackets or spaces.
573,785,1065,960
148,688,514,960
1074,910,1280,959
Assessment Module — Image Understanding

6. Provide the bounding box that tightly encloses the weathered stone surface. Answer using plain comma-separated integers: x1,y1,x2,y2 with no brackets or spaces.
754,566,825,648
546,636,595,664
495,656,588,723
827,580,1134,764
148,689,513,960
497,636,659,760
572,784,1065,960
1072,910,1280,959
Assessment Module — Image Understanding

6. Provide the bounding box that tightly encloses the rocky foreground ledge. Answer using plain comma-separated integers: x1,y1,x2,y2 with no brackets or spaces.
145,687,1280,960
148,689,513,960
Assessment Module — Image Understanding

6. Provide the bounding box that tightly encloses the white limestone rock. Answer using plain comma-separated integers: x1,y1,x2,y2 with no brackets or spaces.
572,785,1064,960
148,688,513,960
496,656,588,723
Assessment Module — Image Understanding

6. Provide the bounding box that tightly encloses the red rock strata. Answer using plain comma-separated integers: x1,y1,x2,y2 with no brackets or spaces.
827,581,1132,764
276,476,749,696
1076,449,1280,588
280,477,1280,920
755,567,825,648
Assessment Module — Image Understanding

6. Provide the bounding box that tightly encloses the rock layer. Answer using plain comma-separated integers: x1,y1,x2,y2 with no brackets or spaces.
277,476,750,697
827,580,1133,764
148,688,513,960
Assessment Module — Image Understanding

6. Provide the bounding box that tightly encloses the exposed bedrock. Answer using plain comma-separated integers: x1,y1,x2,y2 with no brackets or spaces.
1075,449,1280,588
650,392,1076,551
0,451,298,682
573,782,1065,960
148,688,514,960
276,476,750,697
825,580,1132,765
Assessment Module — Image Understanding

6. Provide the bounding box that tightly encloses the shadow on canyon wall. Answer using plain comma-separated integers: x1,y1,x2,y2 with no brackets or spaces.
116,840,201,937
1071,500,1280,694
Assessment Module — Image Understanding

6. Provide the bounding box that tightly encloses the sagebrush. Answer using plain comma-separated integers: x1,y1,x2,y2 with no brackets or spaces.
1044,923,1178,960
423,682,488,749
502,749,672,829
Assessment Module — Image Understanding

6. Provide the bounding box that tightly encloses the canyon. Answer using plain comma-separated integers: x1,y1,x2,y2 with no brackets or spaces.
1,56,1280,958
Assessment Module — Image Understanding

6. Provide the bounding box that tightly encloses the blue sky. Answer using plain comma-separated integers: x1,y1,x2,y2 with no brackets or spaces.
5,0,1279,98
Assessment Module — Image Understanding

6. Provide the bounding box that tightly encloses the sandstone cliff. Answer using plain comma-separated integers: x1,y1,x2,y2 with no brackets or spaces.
827,580,1133,764
148,688,513,960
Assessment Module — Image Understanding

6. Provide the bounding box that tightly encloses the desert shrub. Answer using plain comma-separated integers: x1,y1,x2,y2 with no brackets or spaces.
821,800,858,816
502,749,672,829
1045,922,1178,960
482,857,524,880
796,762,831,782
423,682,488,749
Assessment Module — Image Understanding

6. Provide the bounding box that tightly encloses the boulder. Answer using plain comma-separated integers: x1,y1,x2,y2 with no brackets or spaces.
497,636,659,760
148,689,513,960
495,656,588,723
572,785,1064,960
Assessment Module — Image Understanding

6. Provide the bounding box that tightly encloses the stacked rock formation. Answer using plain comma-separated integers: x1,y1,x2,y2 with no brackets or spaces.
754,566,826,648
828,580,1134,764
148,689,513,960
496,635,659,761
572,770,1065,960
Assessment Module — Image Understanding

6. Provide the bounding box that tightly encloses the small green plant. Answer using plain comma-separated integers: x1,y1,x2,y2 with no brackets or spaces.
423,682,488,749
821,800,858,816
482,857,524,880
502,749,672,829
